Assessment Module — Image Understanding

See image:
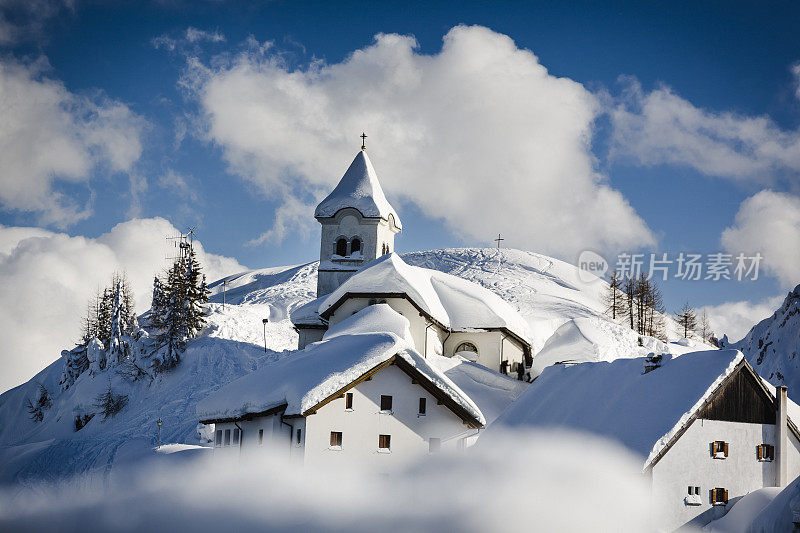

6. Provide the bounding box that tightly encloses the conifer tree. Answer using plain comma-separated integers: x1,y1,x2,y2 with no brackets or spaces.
698,309,713,343
94,384,128,418
675,302,698,338
150,247,210,372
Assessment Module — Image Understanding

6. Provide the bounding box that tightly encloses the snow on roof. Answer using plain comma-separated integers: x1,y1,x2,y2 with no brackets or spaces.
314,150,401,228
487,349,745,469
318,253,531,343
323,303,413,343
197,305,484,425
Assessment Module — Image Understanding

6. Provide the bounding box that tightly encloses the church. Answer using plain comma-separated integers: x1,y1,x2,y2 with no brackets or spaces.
195,143,530,469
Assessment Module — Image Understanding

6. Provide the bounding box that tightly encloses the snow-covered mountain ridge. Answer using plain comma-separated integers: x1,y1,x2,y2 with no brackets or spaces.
0,247,696,485
730,284,800,399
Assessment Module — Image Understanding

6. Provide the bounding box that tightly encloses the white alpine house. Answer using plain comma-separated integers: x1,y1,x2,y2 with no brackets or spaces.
197,304,525,470
486,349,800,531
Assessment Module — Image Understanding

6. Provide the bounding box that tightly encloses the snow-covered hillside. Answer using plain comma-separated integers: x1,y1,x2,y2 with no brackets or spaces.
0,247,696,484
729,284,800,401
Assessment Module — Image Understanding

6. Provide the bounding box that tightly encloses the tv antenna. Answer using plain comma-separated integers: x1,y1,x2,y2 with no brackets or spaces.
166,226,197,262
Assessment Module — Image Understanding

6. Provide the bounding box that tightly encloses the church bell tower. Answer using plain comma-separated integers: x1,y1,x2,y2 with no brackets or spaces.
314,135,402,297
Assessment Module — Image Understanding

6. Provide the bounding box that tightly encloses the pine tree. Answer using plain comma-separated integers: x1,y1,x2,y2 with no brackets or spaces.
26,384,52,422
675,302,698,338
59,344,90,391
94,384,128,418
150,247,210,372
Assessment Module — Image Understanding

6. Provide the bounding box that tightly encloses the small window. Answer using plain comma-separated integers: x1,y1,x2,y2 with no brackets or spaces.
418,397,427,415
335,238,347,257
296,428,302,445
757,444,774,461
224,429,231,446
350,238,361,254
215,429,222,446
233,428,240,445
258,429,264,445
429,438,441,453
712,440,729,458
687,486,700,495
379,434,391,451
330,431,342,448
345,393,353,410
710,487,728,505
380,395,393,412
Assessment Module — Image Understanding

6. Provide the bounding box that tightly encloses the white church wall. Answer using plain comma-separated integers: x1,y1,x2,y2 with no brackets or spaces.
649,418,800,531
297,327,326,350
328,297,444,357
302,364,474,473
444,331,525,375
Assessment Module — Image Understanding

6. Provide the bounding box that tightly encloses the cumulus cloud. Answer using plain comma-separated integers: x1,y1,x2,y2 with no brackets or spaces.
0,218,246,393
720,190,800,287
187,25,654,258
0,430,652,532
0,58,146,226
700,295,784,343
610,78,800,181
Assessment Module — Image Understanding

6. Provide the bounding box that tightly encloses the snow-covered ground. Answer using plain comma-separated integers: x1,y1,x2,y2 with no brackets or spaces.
0,247,705,486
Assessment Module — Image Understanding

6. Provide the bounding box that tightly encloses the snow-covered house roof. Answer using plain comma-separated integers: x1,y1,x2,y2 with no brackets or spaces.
317,253,532,347
314,150,402,228
487,349,800,470
197,305,484,426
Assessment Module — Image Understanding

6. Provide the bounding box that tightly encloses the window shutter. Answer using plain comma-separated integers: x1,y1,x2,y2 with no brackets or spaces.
710,489,716,504
757,445,763,460
724,489,728,503
724,442,729,457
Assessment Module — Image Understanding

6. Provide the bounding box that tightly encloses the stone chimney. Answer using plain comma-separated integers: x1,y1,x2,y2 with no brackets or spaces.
777,385,788,487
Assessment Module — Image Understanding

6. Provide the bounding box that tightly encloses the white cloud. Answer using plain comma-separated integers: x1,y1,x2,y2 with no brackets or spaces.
721,190,800,288
0,217,246,393
0,58,146,226
700,295,784,344
188,25,654,259
610,78,800,181
153,27,225,52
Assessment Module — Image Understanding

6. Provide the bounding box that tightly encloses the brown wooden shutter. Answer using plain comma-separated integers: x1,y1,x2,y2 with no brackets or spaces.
724,489,728,503
757,445,763,460
724,442,729,457
710,489,716,504
770,445,775,460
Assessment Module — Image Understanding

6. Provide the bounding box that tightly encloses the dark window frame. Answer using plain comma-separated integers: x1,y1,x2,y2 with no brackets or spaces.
345,392,353,410
380,395,393,412
379,434,391,451
418,397,427,415
330,431,343,448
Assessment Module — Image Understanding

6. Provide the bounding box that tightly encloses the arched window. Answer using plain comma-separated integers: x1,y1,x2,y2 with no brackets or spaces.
455,342,478,354
335,238,347,256
350,238,361,255
454,342,478,361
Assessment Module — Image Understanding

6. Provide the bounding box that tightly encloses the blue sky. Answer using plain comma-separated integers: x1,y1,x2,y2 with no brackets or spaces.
2,0,800,343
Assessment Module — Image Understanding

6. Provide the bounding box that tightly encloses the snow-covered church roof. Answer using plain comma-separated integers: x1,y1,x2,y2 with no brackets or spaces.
314,150,402,228
196,304,484,426
316,253,531,345
486,349,799,470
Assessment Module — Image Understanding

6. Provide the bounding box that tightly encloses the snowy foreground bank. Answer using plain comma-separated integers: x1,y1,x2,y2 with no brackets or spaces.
0,430,652,532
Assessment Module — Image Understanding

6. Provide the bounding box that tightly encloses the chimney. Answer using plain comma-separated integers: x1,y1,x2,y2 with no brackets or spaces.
776,385,788,487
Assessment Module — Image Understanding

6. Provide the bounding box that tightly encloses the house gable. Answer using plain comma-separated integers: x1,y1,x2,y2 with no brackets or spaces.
698,365,776,425
300,354,483,429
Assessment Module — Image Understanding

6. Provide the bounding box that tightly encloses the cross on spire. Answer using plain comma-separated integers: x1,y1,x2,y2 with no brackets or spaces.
360,132,367,150
494,233,504,249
